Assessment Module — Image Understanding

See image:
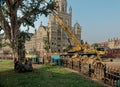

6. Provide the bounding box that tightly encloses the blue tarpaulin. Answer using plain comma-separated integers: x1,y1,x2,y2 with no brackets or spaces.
51,55,60,59
51,55,61,65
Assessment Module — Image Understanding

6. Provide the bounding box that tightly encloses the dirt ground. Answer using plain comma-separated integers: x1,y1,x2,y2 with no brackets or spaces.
103,58,120,68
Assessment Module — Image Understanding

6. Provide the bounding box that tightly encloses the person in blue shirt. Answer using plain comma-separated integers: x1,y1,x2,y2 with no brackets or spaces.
36,54,40,64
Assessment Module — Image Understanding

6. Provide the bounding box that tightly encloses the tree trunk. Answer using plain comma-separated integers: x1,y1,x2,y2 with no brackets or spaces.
17,46,25,62
14,45,33,73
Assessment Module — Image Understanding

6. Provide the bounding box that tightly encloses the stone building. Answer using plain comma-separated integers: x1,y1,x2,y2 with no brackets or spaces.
25,0,81,54
98,38,120,49
25,23,49,54
108,38,120,49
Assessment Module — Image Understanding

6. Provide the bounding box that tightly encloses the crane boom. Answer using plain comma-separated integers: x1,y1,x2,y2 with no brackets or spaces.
54,14,81,46
43,1,86,52
43,1,111,64
43,1,102,54
53,12,90,52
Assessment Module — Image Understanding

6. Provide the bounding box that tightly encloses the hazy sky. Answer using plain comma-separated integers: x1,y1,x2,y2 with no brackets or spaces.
32,0,120,44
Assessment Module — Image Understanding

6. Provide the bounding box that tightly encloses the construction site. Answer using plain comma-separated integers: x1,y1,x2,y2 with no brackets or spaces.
1,0,120,87
26,6,120,87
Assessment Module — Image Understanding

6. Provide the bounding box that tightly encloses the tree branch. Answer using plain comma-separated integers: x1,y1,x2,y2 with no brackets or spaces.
14,0,23,8
18,0,51,25
0,6,11,40
18,7,46,26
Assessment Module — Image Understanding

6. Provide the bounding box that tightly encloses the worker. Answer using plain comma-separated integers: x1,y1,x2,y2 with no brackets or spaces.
36,54,40,64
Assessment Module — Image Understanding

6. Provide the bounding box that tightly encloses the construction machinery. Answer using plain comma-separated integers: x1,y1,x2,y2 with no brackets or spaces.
43,1,111,65
96,47,106,56
52,10,105,56
43,1,105,56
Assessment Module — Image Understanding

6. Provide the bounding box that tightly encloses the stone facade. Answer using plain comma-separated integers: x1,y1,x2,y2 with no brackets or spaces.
108,38,120,49
98,38,120,49
25,23,48,53
25,0,82,53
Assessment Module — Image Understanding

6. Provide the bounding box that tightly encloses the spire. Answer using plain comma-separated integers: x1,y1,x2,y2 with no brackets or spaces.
69,5,72,15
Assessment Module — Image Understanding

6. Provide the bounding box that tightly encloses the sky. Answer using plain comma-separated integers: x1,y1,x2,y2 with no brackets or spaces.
31,0,120,44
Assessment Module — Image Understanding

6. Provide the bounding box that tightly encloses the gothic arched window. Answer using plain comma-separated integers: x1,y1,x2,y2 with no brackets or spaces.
62,5,64,12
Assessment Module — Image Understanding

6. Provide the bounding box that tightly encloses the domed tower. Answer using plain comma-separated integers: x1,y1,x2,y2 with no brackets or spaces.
74,22,81,42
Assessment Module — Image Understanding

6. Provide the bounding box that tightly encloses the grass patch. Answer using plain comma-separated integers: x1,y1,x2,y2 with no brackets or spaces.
0,60,104,87
0,60,14,72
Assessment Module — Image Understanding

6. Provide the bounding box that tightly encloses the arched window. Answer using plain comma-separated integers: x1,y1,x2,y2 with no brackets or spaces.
62,5,64,12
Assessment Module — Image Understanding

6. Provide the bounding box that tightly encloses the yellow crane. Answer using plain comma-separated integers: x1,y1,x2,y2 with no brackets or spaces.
43,1,105,56
53,11,105,56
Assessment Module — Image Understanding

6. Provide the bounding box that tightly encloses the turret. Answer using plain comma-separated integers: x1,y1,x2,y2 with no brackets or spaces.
69,6,72,15
74,22,81,34
63,0,67,12
55,0,67,12
48,14,56,25
73,22,81,42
